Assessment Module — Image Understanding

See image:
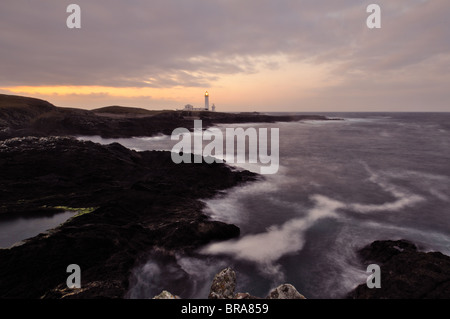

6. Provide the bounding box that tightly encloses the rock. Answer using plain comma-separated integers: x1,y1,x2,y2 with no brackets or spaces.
153,290,180,299
42,280,124,299
208,267,237,299
347,240,450,299
155,267,305,299
358,239,418,263
267,284,306,299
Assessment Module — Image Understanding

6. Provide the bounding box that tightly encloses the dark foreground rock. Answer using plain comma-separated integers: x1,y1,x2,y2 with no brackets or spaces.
0,137,257,298
347,240,450,299
207,267,306,299
155,267,306,299
208,267,237,299
266,284,306,299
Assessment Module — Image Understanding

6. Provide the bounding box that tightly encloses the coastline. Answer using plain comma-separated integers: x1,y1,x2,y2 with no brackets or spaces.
1,94,449,299
0,94,333,141
0,136,257,298
0,94,333,298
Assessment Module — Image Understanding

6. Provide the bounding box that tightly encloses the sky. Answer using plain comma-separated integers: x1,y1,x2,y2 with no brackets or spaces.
0,0,449,112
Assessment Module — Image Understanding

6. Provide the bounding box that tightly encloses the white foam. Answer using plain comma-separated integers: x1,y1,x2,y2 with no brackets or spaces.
201,195,344,280
125,259,162,299
399,170,450,202
202,167,293,225
138,134,171,141
347,164,426,213
361,220,450,256
312,225,369,298
348,195,424,213
176,255,229,299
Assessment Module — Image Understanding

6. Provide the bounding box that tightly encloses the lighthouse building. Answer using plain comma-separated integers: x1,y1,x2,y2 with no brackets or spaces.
204,91,209,110
183,91,216,111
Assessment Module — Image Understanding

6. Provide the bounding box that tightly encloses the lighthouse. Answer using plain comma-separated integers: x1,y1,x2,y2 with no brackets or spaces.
204,91,209,111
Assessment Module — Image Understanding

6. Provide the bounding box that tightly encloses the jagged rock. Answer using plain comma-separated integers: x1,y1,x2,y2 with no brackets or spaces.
347,240,450,299
153,290,180,299
208,267,236,299
267,284,306,299
156,267,306,299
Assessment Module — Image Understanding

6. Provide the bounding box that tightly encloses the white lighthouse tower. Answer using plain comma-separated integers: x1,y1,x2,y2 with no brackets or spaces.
204,91,209,111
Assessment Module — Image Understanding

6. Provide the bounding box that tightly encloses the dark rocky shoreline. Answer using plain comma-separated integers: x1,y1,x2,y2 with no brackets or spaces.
0,136,257,298
0,94,332,140
347,240,450,299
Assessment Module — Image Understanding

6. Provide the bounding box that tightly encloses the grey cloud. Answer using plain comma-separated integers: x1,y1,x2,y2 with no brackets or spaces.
0,0,449,90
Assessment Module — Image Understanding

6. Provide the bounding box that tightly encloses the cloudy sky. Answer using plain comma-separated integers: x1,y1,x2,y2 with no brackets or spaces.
0,0,449,111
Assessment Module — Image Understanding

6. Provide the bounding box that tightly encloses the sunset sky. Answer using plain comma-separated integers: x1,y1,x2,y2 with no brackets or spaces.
1,0,449,112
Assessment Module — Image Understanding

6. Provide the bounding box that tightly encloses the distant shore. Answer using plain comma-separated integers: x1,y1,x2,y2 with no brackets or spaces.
0,94,336,140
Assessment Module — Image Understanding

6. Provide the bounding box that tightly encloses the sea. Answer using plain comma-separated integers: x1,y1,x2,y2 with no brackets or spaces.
11,112,450,299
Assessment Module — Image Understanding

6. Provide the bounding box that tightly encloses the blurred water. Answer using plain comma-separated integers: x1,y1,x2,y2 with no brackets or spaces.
81,112,450,298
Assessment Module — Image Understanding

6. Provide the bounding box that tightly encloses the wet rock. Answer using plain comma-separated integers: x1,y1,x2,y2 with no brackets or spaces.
207,268,305,299
347,240,450,299
153,267,306,299
208,267,236,299
267,284,306,299
153,290,180,299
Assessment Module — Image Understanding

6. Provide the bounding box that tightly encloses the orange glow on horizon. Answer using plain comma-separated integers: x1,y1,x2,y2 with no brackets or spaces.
1,59,340,111
1,85,186,99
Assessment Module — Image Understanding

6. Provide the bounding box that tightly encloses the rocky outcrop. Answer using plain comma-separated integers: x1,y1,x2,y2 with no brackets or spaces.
208,267,237,299
347,240,450,299
153,290,181,299
266,284,306,299
155,267,307,299
0,137,257,298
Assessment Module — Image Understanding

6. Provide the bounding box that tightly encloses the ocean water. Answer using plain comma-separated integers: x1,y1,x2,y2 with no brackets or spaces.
79,112,450,299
